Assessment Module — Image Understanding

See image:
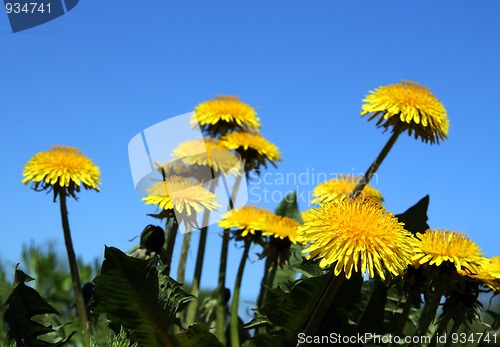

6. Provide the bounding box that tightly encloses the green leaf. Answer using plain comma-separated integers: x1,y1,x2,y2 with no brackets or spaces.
241,333,285,347
90,327,139,347
352,277,388,335
3,266,75,346
93,247,193,347
274,191,303,223
172,324,222,347
249,274,328,342
395,195,430,235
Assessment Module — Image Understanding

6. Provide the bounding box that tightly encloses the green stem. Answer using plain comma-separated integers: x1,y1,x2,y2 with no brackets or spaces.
216,164,246,343
416,290,442,337
164,220,179,276
392,287,418,337
298,270,345,346
216,229,230,345
257,254,273,309
443,319,461,347
230,240,251,347
185,179,217,325
177,232,191,285
59,192,90,347
351,126,402,198
260,254,278,309
428,316,450,347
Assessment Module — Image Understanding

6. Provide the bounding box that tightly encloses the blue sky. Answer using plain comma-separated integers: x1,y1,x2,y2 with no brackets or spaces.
1,1,499,308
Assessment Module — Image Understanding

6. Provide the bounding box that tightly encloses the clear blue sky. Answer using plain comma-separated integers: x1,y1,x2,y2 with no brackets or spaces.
1,1,499,307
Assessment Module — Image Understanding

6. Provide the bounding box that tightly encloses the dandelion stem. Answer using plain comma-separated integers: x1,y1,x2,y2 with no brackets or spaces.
298,269,345,346
177,232,191,285
392,286,418,336
416,289,443,337
258,253,277,309
216,163,245,342
216,229,230,344
443,319,461,347
164,219,179,276
230,240,251,347
59,192,90,347
351,125,403,198
186,180,218,326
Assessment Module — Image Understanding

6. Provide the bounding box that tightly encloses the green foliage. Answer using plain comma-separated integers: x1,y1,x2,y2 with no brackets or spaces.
274,191,303,224
246,274,328,343
93,246,222,347
90,327,138,347
395,195,430,234
3,266,74,346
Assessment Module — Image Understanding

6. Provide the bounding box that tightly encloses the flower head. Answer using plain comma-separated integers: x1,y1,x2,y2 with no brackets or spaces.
143,176,220,217
172,138,241,176
312,175,383,204
297,198,414,279
261,214,300,244
192,96,261,136
22,146,100,200
473,256,500,291
361,80,449,144
412,229,483,274
218,206,273,238
220,131,281,172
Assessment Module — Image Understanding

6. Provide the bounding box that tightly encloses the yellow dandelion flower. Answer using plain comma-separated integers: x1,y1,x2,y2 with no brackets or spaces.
143,176,220,216
22,146,100,199
172,138,241,176
312,175,383,204
412,229,483,274
261,214,300,243
220,131,281,172
192,96,261,136
297,198,414,280
361,80,449,144
473,256,500,291
218,206,273,237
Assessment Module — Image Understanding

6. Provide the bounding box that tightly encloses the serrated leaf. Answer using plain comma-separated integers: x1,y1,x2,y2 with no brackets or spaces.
172,324,222,347
274,191,303,223
93,247,192,347
3,267,75,346
395,195,430,235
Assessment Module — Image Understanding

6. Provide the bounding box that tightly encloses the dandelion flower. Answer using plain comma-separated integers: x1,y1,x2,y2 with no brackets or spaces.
220,131,281,172
192,96,261,136
412,229,483,274
218,206,273,237
473,256,500,291
261,214,300,244
22,146,100,200
172,138,241,176
143,176,220,216
361,80,449,144
297,198,414,279
312,175,383,204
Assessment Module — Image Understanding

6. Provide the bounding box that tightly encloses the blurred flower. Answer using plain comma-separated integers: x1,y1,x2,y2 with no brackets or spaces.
261,214,300,244
220,131,281,172
412,229,483,274
297,198,413,279
311,174,383,204
218,206,273,238
22,146,100,200
172,138,241,176
472,256,500,291
361,80,449,144
143,176,220,216
192,96,261,136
